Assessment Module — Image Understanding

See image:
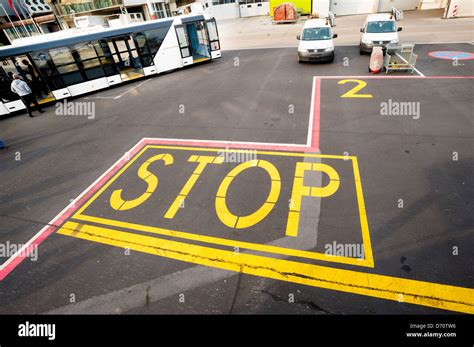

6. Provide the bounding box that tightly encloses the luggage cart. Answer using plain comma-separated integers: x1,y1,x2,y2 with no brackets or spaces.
384,43,418,74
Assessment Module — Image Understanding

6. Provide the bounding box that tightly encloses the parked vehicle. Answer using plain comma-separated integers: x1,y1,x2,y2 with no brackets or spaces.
359,13,402,54
297,19,337,63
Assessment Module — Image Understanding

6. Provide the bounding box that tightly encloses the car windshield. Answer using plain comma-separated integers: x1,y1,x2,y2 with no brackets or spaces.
302,27,331,41
366,21,396,33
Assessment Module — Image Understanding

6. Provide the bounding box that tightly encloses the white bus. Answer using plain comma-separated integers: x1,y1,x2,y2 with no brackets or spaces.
0,14,221,115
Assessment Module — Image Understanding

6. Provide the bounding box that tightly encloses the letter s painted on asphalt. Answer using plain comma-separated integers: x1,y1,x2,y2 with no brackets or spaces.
110,153,173,211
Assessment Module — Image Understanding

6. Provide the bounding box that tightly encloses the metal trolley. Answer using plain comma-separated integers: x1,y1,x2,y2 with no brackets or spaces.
384,43,418,74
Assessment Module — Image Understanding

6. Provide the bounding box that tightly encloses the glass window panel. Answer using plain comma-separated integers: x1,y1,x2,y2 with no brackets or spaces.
141,55,153,67
102,65,117,77
211,41,220,51
73,42,98,61
85,66,105,80
145,27,169,54
134,33,150,54
207,21,219,42
49,47,75,66
112,54,121,64
120,52,131,65
115,40,127,52
62,72,84,86
82,58,101,69
30,51,57,75
0,61,21,102
94,41,107,56
181,48,190,57
176,27,188,48
57,63,79,74
100,55,115,65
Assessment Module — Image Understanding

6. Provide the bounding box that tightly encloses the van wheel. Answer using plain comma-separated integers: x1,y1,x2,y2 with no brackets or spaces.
359,46,364,55
329,54,335,63
297,56,302,63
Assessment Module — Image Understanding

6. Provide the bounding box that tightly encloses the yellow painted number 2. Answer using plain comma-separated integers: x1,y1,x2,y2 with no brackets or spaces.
338,79,373,98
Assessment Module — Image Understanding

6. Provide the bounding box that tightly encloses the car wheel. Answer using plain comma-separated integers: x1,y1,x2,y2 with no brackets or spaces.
359,47,364,55
329,53,335,63
297,56,301,63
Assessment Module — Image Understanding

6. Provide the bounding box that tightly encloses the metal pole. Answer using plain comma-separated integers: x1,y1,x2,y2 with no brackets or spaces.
17,0,41,34
50,2,67,30
11,0,32,36
0,3,21,40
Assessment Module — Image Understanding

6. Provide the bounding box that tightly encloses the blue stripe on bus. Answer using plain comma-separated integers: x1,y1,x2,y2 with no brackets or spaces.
0,20,174,58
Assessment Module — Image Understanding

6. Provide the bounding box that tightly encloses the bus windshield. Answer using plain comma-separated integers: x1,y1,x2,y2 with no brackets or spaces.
302,27,332,41
366,21,396,33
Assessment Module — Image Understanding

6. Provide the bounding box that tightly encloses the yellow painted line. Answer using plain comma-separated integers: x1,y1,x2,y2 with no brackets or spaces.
145,145,354,160
193,57,211,63
352,157,374,267
58,221,474,314
73,145,373,267
73,213,371,267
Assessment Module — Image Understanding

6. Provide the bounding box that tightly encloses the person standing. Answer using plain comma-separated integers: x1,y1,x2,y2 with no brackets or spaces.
10,74,44,117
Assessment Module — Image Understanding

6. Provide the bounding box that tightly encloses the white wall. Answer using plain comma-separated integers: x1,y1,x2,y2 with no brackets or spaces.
421,0,447,10
455,0,474,17
378,0,420,12
209,3,240,20
330,0,374,16
313,0,330,17
240,2,269,17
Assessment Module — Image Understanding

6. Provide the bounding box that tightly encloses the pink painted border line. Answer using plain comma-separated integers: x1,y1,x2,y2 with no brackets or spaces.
2,74,472,280
320,75,474,79
0,78,321,280
0,142,145,280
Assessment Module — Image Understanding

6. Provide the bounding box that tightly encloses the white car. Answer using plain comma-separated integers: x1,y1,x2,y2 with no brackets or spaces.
297,19,337,63
359,13,402,54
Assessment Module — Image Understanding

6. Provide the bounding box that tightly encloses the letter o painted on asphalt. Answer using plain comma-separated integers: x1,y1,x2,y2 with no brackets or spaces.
215,160,281,229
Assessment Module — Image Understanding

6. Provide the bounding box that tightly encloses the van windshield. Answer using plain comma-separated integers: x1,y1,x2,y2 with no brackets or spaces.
302,27,332,41
366,21,396,33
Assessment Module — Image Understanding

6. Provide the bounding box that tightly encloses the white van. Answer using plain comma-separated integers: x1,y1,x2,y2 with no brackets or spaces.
297,19,337,63
359,13,402,54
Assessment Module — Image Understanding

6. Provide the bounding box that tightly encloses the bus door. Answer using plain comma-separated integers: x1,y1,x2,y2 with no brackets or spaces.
0,66,20,114
175,24,193,66
1,56,54,113
0,59,26,113
205,18,221,60
108,35,145,81
185,21,211,63
21,55,55,104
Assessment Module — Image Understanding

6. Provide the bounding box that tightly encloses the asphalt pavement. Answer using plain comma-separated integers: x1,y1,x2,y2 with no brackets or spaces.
0,43,473,314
